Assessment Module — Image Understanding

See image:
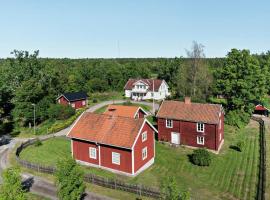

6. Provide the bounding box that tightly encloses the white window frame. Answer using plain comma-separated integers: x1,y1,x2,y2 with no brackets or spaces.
142,131,147,142
89,147,96,159
197,122,204,132
112,152,120,165
142,147,147,160
166,119,173,128
82,100,86,106
71,103,75,108
197,136,205,145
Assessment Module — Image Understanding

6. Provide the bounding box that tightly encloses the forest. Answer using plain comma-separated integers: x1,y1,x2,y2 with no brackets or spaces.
0,43,270,135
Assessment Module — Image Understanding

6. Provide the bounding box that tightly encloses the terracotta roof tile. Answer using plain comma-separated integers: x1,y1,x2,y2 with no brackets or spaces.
104,105,147,118
67,112,145,149
157,100,222,124
124,79,164,92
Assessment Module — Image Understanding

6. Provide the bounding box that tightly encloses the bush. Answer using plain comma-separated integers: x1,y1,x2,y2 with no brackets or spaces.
191,148,211,166
48,104,75,120
34,139,42,147
92,99,98,103
225,110,250,128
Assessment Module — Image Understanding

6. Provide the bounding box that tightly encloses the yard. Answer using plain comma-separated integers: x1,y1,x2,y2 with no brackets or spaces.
19,120,260,200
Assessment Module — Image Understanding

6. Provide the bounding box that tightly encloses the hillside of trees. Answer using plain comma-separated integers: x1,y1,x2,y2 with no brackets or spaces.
0,43,270,134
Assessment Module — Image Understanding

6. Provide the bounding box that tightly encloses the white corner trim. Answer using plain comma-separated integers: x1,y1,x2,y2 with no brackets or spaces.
131,119,157,150
133,158,154,176
71,140,73,157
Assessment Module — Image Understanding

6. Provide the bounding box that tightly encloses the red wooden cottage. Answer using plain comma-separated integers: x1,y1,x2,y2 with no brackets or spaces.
67,112,157,176
104,104,148,118
254,104,269,117
156,97,224,153
57,92,88,109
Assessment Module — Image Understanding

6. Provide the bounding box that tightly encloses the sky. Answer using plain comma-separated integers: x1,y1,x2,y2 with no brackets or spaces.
0,0,269,58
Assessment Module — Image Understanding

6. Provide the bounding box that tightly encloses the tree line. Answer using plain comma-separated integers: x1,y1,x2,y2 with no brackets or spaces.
0,43,270,134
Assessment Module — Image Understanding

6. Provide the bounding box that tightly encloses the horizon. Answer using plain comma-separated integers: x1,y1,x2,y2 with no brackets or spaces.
0,1,269,58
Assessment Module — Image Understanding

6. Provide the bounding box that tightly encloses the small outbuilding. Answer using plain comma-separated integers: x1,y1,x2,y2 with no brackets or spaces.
254,104,269,117
57,92,88,109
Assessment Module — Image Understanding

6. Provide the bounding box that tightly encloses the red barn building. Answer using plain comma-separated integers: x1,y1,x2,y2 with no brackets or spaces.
156,97,224,153
57,92,88,109
67,112,157,176
104,104,148,118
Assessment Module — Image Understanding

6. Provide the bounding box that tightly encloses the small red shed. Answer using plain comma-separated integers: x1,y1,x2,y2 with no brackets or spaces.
67,112,157,176
254,104,269,117
57,92,88,109
156,97,224,153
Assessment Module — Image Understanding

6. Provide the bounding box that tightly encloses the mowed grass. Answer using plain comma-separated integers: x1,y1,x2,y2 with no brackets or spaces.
265,118,270,200
19,122,260,200
20,137,71,166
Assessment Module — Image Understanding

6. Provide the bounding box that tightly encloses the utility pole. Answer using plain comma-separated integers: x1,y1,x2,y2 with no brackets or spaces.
32,103,36,135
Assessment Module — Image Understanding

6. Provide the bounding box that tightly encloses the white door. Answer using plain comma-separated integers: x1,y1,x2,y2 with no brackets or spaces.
171,132,180,144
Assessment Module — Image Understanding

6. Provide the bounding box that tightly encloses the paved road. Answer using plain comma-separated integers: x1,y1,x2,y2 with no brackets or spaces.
0,99,160,199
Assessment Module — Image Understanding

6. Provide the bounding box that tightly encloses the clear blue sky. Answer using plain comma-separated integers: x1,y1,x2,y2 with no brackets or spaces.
0,0,269,58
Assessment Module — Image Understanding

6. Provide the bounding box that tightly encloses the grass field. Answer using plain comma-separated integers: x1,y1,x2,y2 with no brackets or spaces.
19,121,260,200
265,118,270,200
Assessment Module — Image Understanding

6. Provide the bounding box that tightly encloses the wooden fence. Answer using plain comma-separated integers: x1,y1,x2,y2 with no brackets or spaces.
15,138,161,199
251,116,266,200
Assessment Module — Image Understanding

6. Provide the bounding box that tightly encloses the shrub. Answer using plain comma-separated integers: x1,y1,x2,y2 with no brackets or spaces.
225,110,250,128
191,148,211,166
92,98,98,103
48,104,75,120
161,177,179,200
34,139,42,147
56,158,85,200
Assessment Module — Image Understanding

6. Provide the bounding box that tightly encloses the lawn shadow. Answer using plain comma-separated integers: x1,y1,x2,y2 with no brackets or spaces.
229,145,241,152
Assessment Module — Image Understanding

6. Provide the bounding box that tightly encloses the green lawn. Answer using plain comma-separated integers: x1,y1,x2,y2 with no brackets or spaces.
265,118,270,200
19,122,260,200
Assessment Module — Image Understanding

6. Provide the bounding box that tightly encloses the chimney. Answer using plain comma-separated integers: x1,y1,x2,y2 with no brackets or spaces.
184,97,191,104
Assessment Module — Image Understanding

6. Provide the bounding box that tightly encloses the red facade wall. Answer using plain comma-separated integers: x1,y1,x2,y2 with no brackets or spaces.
58,96,69,106
72,139,132,174
58,96,87,109
72,139,99,165
138,110,146,118
133,122,155,173
100,145,132,174
157,116,224,151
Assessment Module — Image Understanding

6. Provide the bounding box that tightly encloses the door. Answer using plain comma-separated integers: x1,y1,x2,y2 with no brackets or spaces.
171,132,180,144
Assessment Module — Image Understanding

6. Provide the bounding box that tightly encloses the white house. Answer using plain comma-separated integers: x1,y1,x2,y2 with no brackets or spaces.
124,79,170,101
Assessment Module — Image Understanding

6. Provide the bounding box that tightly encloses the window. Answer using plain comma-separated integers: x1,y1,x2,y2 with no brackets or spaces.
142,131,147,142
166,119,173,128
89,147,96,159
197,136,204,145
112,152,120,165
58,99,61,103
71,103,75,108
82,100,86,106
197,122,204,132
142,147,147,160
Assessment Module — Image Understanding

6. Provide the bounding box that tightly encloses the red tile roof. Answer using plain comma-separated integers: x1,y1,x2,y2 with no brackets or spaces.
104,105,147,118
67,112,146,149
124,79,164,92
157,100,222,124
